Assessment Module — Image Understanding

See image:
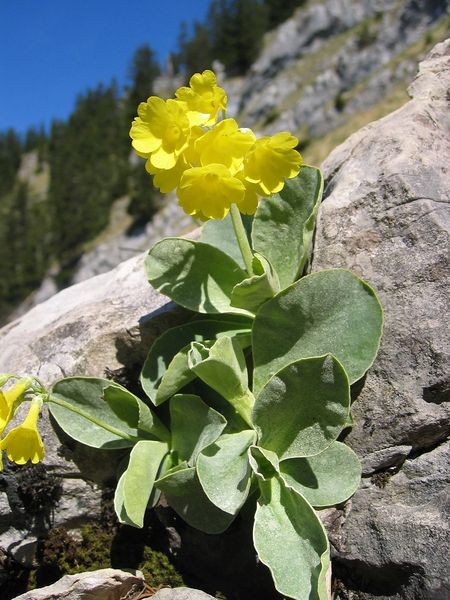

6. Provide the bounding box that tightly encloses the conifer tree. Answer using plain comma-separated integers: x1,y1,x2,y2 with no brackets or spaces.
125,45,161,125
178,21,213,75
263,0,305,29
48,82,128,260
0,128,22,196
124,44,162,225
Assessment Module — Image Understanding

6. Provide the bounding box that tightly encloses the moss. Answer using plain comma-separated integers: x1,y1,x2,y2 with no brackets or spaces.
28,522,183,592
15,464,63,517
139,546,183,588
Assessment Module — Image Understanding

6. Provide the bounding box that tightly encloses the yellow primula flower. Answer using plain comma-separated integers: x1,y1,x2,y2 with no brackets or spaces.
0,398,44,466
244,132,303,196
145,126,204,193
130,97,190,169
177,164,245,220
235,176,259,215
195,119,256,175
175,70,227,127
0,378,31,435
146,156,188,194
182,125,204,166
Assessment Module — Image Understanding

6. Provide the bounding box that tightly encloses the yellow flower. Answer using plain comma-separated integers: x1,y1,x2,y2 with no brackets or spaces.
130,97,190,169
235,176,259,215
0,378,31,435
177,164,245,220
146,156,188,194
175,70,227,126
0,399,44,466
244,132,303,195
145,126,204,193
195,119,256,175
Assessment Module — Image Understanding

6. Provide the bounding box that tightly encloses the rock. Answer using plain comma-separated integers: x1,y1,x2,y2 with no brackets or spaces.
336,443,450,599
312,40,450,598
0,252,186,568
151,588,215,600
236,0,448,138
315,38,450,457
0,252,171,386
12,568,144,600
361,445,412,475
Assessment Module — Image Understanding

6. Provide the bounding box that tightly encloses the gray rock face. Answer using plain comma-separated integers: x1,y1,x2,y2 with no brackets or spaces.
12,568,144,600
236,0,448,138
312,39,450,598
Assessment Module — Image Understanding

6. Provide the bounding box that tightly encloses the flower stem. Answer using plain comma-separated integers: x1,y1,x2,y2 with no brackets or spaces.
230,203,253,276
46,394,137,442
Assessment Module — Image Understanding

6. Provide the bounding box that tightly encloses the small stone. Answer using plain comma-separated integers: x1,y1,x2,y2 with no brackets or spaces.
12,568,144,600
361,445,412,475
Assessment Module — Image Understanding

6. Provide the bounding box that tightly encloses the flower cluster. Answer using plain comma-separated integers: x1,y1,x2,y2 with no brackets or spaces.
0,375,45,470
130,70,302,220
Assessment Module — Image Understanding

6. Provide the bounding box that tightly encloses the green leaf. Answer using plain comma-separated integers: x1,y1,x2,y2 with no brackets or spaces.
252,355,350,460
120,440,168,527
200,212,253,270
253,269,383,395
170,394,227,466
252,166,323,289
141,318,252,405
254,475,330,600
155,466,235,534
230,253,280,313
103,385,169,442
188,336,255,426
50,377,149,449
145,238,250,315
248,445,280,480
114,471,136,527
197,430,256,515
280,441,361,508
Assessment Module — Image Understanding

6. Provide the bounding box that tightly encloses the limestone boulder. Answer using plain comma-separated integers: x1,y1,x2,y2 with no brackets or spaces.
312,39,450,598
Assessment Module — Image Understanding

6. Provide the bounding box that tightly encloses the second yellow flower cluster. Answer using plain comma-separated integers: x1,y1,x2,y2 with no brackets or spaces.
130,70,302,220
0,376,45,470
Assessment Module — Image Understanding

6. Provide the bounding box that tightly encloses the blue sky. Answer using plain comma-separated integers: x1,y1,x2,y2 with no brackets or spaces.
0,0,211,134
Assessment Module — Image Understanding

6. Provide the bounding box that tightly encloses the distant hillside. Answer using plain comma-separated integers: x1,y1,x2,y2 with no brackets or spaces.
224,0,449,163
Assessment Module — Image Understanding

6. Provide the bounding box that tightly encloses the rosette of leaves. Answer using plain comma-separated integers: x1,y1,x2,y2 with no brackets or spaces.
49,166,383,600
